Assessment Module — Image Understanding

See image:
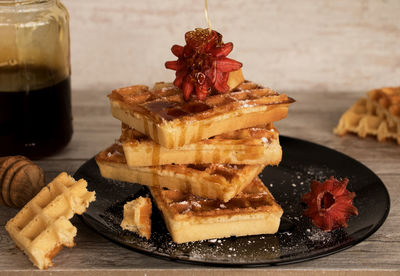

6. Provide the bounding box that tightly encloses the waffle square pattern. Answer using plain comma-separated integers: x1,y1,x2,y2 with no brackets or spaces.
109,81,294,148
150,177,283,243
5,172,96,269
334,86,400,145
95,143,263,202
120,123,282,166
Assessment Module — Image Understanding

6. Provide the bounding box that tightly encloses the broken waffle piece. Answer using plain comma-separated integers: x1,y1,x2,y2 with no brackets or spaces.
5,172,96,270
120,196,152,239
334,86,400,145
150,177,283,244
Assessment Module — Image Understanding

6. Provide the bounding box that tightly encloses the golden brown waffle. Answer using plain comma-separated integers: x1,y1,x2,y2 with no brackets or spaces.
120,196,152,239
367,86,400,130
109,81,294,148
121,123,282,166
334,87,400,145
5,173,96,269
150,177,283,244
95,144,264,202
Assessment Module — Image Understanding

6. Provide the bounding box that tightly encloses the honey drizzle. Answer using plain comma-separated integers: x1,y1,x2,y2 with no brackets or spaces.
152,144,161,166
179,124,186,147
152,123,159,144
197,124,204,141
152,169,159,187
143,118,149,136
204,0,212,33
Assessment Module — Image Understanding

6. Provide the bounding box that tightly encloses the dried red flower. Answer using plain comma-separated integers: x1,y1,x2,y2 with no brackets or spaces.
165,28,242,100
302,176,358,231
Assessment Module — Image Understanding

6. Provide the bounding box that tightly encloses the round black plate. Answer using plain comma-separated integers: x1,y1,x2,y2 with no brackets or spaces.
74,136,390,266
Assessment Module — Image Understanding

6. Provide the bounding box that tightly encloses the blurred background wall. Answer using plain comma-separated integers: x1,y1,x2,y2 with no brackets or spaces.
64,0,400,94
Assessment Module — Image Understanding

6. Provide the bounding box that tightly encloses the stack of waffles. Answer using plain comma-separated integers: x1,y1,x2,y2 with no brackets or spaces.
95,80,294,243
334,86,400,145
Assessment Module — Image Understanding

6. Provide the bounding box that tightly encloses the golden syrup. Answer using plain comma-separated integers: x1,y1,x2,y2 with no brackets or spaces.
179,125,186,147
98,144,126,163
152,144,161,166
152,123,159,144
204,0,212,33
152,168,159,187
144,100,177,120
196,123,204,142
213,166,235,182
186,180,192,194
143,118,149,136
182,101,211,114
0,68,72,158
144,100,211,122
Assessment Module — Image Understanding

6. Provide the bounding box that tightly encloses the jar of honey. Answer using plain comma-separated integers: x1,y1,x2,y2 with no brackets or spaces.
0,0,72,158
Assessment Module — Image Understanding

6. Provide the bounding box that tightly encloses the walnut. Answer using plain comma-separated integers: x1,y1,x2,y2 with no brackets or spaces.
0,156,45,208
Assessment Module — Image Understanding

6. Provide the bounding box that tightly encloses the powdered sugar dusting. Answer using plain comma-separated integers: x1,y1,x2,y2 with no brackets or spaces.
93,156,353,265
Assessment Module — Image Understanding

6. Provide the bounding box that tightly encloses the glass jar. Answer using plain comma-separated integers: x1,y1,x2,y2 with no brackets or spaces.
0,0,72,159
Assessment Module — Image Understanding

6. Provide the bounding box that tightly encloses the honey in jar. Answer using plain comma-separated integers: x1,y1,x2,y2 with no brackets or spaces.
0,0,72,158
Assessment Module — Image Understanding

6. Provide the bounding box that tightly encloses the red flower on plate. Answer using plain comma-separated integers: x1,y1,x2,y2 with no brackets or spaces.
302,176,358,231
165,28,242,100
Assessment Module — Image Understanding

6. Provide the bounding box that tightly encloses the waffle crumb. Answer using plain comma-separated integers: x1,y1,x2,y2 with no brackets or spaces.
120,196,152,239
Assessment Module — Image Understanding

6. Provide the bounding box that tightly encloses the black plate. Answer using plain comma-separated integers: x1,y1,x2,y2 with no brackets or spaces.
74,136,390,266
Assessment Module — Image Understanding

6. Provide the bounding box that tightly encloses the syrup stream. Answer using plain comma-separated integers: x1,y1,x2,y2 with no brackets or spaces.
204,0,212,33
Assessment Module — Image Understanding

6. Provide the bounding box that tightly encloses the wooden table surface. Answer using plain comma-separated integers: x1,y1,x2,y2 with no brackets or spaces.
0,89,399,275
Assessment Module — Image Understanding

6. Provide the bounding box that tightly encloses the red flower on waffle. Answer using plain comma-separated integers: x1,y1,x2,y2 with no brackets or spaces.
302,176,358,231
165,28,242,100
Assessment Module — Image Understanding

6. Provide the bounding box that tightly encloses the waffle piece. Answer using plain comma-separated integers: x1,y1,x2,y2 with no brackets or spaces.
5,172,96,270
120,196,152,239
150,177,283,244
95,144,264,202
109,81,294,148
121,123,282,166
367,86,400,131
334,88,400,145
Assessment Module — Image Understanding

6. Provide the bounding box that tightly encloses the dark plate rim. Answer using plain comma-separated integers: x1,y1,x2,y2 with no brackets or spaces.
76,135,391,267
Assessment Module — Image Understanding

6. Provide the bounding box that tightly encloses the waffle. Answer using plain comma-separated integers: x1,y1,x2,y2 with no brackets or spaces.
121,123,282,166
5,172,96,269
334,87,400,145
95,143,264,202
367,86,400,130
150,177,283,244
120,196,152,239
109,81,294,148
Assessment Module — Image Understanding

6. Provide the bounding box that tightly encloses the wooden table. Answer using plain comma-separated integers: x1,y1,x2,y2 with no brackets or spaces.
0,90,399,275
